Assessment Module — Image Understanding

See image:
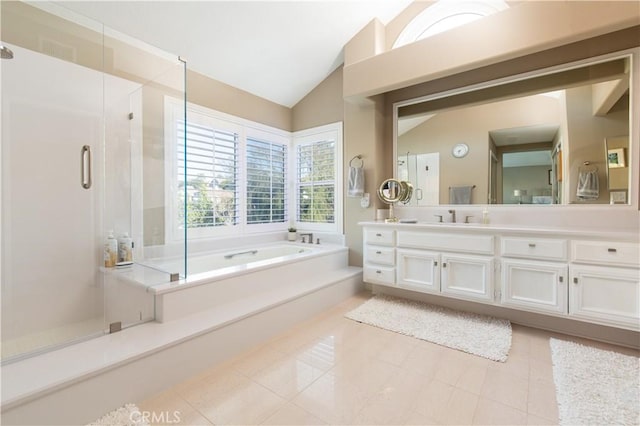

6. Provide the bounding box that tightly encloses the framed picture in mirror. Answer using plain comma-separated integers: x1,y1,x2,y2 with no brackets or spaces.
607,148,626,168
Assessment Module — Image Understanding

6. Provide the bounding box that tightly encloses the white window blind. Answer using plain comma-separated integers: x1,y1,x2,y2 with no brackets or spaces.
246,137,287,224
296,140,335,224
177,119,239,229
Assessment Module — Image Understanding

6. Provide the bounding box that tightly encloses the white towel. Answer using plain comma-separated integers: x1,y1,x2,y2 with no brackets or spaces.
347,166,365,197
576,170,599,200
449,186,473,204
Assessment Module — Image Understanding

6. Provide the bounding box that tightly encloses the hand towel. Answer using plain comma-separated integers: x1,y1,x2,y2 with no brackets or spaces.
348,166,365,197
449,186,473,204
577,170,599,200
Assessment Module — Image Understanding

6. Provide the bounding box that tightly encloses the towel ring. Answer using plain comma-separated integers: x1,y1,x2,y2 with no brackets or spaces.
349,155,363,168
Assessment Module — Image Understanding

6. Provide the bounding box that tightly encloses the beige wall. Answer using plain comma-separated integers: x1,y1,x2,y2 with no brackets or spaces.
292,67,344,132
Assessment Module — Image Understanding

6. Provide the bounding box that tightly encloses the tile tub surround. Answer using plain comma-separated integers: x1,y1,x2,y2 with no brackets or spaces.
132,293,640,426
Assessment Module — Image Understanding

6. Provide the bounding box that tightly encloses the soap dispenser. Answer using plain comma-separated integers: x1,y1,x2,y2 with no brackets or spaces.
118,232,133,264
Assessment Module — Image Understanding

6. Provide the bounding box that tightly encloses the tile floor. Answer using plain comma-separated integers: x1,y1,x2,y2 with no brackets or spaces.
137,292,639,425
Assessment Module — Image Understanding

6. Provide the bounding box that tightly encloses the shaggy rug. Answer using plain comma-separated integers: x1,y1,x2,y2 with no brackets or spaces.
87,403,149,426
345,295,511,362
550,338,640,426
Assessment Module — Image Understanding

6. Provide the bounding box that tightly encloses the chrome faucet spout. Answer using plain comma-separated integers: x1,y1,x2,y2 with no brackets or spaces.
299,232,314,244
448,209,456,223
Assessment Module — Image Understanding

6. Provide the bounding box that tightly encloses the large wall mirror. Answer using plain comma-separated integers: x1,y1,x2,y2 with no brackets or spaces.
394,50,635,206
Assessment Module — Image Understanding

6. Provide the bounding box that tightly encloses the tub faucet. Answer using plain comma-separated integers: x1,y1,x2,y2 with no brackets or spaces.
300,232,313,244
448,209,456,223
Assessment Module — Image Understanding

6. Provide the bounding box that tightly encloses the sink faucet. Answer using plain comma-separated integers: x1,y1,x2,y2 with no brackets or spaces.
299,232,313,244
448,209,456,223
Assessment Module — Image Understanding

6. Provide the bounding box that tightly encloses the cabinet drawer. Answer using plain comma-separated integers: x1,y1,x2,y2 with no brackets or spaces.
363,265,395,286
502,237,567,261
571,241,639,267
397,231,494,255
365,246,395,266
364,229,395,246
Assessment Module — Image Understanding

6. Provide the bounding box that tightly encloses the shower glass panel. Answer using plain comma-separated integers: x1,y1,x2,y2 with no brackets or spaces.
1,2,187,362
1,2,106,361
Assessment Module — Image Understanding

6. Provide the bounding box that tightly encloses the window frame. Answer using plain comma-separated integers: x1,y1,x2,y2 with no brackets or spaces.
292,122,343,234
164,97,291,242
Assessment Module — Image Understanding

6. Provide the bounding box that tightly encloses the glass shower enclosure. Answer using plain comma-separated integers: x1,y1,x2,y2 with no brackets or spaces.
1,2,186,362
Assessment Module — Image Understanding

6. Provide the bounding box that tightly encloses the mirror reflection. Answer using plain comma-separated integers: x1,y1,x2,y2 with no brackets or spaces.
396,54,632,206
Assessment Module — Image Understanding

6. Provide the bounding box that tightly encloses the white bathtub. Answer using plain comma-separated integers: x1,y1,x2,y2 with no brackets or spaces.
144,242,356,322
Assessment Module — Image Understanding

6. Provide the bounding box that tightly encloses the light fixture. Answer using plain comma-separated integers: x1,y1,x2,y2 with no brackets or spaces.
513,189,527,204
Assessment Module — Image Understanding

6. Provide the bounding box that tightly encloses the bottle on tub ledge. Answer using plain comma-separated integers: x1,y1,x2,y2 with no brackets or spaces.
117,232,133,267
104,230,118,268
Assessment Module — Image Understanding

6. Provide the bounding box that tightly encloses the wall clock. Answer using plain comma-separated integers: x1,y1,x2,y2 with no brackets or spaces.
452,143,469,158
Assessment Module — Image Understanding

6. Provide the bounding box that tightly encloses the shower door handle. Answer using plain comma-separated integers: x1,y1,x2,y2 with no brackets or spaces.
81,145,92,189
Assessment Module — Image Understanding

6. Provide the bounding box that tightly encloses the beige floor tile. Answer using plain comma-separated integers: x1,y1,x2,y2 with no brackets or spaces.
230,345,287,377
292,335,350,372
401,341,445,379
481,368,529,411
472,397,528,425
291,373,372,424
441,388,478,425
351,368,427,425
529,358,555,385
413,379,455,421
195,380,286,425
488,353,530,379
527,413,559,425
455,363,488,395
527,380,558,422
138,389,212,426
253,354,326,399
435,350,489,387
176,369,250,407
373,332,419,366
403,410,440,425
261,401,326,425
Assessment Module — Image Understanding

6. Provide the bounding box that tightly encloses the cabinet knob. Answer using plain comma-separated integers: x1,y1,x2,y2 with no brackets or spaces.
376,251,382,254
434,261,438,267
376,270,382,274
573,277,578,284
442,262,447,268
376,233,382,237
559,276,563,283
528,243,536,248
607,248,617,253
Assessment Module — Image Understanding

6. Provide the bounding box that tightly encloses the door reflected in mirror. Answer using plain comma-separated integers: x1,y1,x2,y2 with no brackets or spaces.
395,52,634,206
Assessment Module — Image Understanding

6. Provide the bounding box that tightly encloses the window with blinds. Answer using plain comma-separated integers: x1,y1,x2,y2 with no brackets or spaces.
246,137,287,224
177,120,239,229
296,140,335,224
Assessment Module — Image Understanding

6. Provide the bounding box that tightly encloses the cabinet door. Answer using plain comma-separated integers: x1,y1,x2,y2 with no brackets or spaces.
569,265,640,330
502,259,567,314
441,254,494,301
397,249,440,294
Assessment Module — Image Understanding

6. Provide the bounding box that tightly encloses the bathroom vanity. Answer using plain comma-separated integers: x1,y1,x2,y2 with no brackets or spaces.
361,222,640,332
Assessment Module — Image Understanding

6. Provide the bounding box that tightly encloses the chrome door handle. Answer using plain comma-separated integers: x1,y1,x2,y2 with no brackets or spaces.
81,145,92,189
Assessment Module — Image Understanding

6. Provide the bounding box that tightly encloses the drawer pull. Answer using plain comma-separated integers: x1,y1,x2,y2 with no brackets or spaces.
376,233,382,237
376,270,382,274
376,251,382,254
442,262,447,268
434,261,438,267
559,276,563,283
573,277,578,284
528,243,536,248
607,248,617,253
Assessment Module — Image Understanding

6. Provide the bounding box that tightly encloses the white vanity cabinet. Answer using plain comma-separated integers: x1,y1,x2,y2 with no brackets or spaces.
396,231,495,302
363,228,396,286
361,223,639,333
569,240,640,330
500,237,568,315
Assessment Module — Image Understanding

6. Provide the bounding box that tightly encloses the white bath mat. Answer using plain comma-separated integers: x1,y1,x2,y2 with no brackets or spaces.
550,338,640,426
345,295,511,362
87,403,149,426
